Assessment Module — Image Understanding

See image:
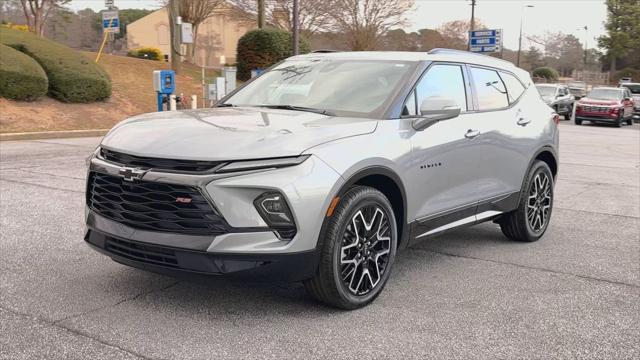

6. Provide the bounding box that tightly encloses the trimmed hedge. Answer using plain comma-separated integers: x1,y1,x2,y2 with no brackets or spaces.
532,67,559,81
236,28,310,81
127,47,163,61
0,27,111,103
0,44,48,101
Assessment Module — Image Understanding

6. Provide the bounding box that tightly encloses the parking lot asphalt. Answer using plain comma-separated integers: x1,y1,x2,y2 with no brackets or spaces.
1,121,639,359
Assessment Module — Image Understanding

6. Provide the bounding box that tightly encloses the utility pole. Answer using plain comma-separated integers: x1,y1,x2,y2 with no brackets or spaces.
169,0,181,74
292,0,299,55
258,0,265,29
468,0,476,51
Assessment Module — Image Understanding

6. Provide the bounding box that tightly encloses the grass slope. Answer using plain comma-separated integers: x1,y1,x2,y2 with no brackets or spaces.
1,53,205,133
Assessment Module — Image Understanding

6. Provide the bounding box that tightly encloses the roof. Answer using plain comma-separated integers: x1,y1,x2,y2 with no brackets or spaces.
593,86,625,91
290,48,530,82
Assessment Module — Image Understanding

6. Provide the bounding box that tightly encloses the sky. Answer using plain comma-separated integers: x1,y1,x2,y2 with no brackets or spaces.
69,0,608,50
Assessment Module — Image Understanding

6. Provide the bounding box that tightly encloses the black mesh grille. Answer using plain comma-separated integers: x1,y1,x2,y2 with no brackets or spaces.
87,172,228,235
100,148,222,172
105,237,179,267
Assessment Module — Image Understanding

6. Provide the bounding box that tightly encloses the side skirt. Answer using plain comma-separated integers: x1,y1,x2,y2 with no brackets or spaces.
407,191,519,245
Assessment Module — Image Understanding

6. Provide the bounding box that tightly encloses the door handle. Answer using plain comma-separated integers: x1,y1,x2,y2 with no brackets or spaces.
517,117,531,126
465,129,480,139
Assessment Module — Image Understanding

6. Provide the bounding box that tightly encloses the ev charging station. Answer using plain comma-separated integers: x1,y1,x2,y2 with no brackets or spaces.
153,70,175,112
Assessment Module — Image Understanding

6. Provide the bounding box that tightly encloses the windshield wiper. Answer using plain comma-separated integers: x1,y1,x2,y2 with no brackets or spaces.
257,105,335,116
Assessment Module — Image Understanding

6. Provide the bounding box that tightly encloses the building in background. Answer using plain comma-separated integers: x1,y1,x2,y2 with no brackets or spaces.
127,6,254,67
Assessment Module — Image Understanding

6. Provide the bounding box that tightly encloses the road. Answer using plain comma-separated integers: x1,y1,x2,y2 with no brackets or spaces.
1,122,639,359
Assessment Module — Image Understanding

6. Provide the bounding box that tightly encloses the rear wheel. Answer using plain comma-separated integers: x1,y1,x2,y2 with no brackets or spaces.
304,186,397,310
565,105,573,120
575,118,582,125
626,117,633,126
499,161,554,242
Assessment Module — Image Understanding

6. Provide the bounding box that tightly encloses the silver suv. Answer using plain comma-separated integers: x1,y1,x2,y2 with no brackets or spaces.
85,49,559,309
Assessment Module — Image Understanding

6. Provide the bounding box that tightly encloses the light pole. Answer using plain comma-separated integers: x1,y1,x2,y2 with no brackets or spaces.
516,4,534,67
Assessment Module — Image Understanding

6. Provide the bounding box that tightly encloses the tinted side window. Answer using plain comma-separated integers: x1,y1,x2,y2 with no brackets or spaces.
415,64,467,111
470,67,509,110
500,72,526,103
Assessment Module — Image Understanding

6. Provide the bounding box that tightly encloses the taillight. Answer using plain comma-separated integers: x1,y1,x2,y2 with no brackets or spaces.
553,114,560,124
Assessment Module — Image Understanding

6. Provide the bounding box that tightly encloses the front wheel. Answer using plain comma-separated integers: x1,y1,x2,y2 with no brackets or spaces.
304,186,397,310
626,117,633,126
499,161,554,242
575,118,582,125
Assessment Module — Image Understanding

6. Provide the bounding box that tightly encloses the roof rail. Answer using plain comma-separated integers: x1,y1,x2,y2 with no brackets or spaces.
312,50,340,53
428,48,515,67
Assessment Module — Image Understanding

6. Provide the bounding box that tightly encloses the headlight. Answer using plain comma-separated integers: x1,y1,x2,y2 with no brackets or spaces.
215,155,309,174
254,191,296,240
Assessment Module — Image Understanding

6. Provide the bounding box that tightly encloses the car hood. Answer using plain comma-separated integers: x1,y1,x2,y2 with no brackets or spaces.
100,107,377,161
579,98,621,106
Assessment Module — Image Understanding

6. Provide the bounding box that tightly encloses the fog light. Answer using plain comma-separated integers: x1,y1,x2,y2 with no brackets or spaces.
254,192,296,239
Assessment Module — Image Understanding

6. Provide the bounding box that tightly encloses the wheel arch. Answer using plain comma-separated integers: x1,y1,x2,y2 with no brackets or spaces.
338,166,409,248
533,147,558,179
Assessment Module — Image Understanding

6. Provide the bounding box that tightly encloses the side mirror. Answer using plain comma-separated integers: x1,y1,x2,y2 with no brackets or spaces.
412,96,461,131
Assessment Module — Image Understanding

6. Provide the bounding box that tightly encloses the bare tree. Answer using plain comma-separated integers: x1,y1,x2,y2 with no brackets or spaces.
19,0,69,36
436,19,486,50
178,0,226,62
230,0,335,35
326,0,415,50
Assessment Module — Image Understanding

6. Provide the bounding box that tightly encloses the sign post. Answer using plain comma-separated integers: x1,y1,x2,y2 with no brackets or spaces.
95,8,119,62
469,29,503,54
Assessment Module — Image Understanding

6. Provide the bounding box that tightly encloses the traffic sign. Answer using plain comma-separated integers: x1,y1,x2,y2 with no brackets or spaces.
469,29,502,53
102,10,119,33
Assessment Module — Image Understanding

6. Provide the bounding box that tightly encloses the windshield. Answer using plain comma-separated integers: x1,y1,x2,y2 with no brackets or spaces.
536,86,556,97
223,59,416,117
621,84,640,94
587,88,622,100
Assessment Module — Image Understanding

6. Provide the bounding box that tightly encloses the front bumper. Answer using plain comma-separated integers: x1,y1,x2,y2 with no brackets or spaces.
85,228,318,281
85,152,345,280
575,114,619,123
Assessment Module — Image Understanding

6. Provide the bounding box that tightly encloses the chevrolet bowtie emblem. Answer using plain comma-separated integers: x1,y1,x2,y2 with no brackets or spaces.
119,167,146,182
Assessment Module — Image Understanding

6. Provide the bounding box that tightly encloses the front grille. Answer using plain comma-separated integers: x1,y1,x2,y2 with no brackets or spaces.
581,106,609,113
100,148,222,172
105,237,178,267
87,172,228,235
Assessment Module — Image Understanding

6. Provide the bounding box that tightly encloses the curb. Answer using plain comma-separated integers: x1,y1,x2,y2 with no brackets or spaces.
0,129,110,141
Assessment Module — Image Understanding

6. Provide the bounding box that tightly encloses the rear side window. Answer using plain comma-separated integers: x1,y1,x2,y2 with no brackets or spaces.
414,64,468,112
500,72,526,103
470,67,509,110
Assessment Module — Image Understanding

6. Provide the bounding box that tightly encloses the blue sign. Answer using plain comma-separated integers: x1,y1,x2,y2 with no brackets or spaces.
102,10,119,33
469,28,502,53
102,19,119,28
471,37,496,46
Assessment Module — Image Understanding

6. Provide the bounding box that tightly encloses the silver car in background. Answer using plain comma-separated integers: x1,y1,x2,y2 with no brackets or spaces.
85,49,560,309
536,83,574,119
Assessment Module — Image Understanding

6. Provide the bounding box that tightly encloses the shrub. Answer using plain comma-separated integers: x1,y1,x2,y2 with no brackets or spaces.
0,23,30,32
236,28,310,81
127,47,163,61
0,43,48,101
0,27,111,103
532,67,559,81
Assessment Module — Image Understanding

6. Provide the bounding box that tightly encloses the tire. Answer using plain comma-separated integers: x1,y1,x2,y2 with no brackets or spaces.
626,117,633,126
615,113,623,127
575,118,582,125
499,161,554,242
565,105,573,120
304,186,398,310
